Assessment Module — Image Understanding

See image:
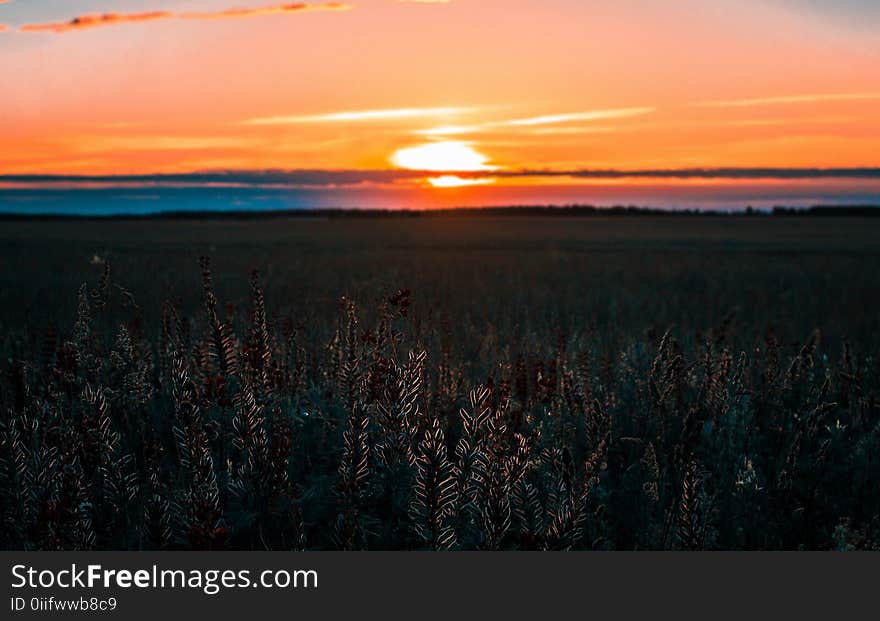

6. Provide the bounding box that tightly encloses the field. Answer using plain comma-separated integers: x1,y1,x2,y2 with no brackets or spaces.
1,214,879,550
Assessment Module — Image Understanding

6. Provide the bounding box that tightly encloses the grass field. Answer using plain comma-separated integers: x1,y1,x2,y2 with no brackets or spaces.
1,214,879,550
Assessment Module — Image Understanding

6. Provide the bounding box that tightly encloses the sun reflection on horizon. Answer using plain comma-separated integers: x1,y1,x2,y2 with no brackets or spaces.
427,175,496,188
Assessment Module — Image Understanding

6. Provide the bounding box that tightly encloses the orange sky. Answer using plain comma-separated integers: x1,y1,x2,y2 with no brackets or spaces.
1,0,879,198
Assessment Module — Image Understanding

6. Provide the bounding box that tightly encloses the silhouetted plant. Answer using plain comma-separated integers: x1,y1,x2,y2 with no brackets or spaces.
0,259,876,551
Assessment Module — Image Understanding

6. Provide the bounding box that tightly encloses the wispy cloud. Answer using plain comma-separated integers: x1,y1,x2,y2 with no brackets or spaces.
413,125,482,136
696,93,880,108
181,3,351,20
20,3,352,33
244,106,475,125
21,12,172,33
503,107,655,126
411,107,655,137
524,126,621,136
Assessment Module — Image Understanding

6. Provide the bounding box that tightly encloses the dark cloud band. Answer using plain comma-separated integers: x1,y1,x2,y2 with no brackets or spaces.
3,168,880,188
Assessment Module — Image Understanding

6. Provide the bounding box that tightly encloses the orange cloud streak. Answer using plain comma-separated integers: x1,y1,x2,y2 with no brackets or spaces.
21,12,173,33
182,3,352,20
20,3,352,33
697,93,880,108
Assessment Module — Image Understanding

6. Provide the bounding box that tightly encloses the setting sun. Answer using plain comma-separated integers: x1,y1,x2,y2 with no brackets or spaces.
390,141,496,173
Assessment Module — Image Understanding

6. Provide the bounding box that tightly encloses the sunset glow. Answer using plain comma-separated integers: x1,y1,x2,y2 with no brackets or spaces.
1,0,879,208
427,175,495,188
391,142,495,173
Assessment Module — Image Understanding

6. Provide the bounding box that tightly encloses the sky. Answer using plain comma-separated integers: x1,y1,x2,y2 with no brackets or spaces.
1,0,879,211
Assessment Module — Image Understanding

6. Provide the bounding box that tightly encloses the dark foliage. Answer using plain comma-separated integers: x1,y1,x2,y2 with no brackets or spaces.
1,253,878,550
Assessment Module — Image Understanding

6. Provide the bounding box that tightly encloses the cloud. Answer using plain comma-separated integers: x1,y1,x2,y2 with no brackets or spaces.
244,107,475,124
0,170,426,188
522,126,621,136
409,108,654,138
503,107,655,126
246,106,653,129
21,12,173,33
492,167,880,180
20,3,352,33
413,125,482,136
181,3,351,20
696,93,880,107
4,167,880,190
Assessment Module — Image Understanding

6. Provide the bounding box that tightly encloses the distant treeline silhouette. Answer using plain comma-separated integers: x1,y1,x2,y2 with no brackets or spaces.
0,204,878,221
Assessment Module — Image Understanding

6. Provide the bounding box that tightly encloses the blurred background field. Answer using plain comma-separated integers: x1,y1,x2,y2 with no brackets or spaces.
2,214,878,361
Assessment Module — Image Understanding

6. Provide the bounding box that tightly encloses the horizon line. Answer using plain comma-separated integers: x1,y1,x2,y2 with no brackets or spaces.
1,204,878,220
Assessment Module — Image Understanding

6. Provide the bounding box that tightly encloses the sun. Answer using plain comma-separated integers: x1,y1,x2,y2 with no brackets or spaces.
390,141,497,188
390,141,495,172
